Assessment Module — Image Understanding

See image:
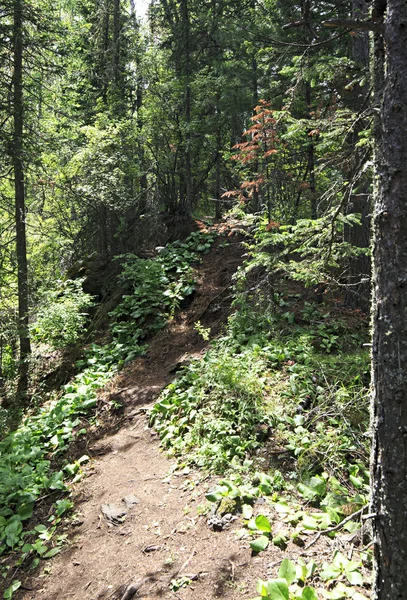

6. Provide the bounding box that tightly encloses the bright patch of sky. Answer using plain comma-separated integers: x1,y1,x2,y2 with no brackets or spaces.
135,0,149,20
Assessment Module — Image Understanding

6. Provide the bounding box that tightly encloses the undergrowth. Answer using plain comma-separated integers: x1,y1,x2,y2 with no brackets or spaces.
0,230,215,596
151,219,371,599
151,280,370,482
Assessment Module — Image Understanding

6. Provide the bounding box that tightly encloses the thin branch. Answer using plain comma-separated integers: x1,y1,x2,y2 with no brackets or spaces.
303,506,367,550
322,19,383,34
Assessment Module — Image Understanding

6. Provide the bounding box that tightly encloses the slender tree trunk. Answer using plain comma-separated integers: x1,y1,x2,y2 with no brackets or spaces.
344,0,371,311
249,0,260,213
181,0,192,213
371,1,407,597
136,70,148,210
13,0,31,402
305,79,317,219
113,0,120,86
101,0,110,103
215,127,222,220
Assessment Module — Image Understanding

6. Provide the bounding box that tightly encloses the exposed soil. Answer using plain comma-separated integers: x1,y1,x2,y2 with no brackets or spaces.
16,226,365,600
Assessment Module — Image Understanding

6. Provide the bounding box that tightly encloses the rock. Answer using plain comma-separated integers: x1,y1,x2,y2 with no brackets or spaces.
101,504,127,525
120,581,144,600
207,512,238,531
123,494,140,508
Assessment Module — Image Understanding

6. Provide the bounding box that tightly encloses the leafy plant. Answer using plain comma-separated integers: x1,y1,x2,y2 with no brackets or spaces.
252,559,319,600
31,279,94,349
108,231,215,364
248,514,272,552
3,580,21,600
150,344,273,472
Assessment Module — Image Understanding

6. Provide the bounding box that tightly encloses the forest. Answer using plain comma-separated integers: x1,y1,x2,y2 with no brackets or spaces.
0,0,406,599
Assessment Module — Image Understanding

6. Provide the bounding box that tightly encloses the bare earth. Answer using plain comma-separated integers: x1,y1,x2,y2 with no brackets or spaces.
19,232,333,600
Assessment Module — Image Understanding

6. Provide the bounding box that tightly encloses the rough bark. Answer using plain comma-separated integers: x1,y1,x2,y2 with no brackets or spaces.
305,80,317,219
112,0,120,86
13,0,31,401
181,0,192,214
344,0,371,311
371,0,407,597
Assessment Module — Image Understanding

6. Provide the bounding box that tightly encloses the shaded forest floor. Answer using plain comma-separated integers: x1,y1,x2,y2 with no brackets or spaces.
16,228,370,600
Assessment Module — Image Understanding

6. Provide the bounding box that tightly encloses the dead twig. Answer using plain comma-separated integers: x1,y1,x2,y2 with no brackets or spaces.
303,507,366,550
174,547,196,578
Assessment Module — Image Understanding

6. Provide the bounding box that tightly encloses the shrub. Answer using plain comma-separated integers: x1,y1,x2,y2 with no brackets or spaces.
31,280,94,349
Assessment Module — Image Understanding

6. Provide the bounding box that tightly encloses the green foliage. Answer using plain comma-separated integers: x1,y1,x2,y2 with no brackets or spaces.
0,359,112,561
0,230,215,578
108,231,215,364
31,280,94,349
252,555,367,600
3,580,21,600
151,275,369,479
247,213,370,288
150,343,273,473
205,475,257,505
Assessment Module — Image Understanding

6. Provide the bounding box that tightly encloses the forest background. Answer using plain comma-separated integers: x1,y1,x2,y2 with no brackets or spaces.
0,0,396,598
0,0,372,400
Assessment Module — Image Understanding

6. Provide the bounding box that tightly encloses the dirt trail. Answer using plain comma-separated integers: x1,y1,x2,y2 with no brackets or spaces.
20,233,281,600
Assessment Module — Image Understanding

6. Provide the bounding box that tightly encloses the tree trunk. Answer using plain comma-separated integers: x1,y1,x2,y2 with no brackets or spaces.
305,81,317,219
13,0,31,402
181,0,192,214
112,0,120,86
371,1,407,597
101,0,110,103
344,0,371,311
215,129,222,220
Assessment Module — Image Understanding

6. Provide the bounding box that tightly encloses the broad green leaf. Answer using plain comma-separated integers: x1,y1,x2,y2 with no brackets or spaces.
318,512,332,529
79,398,97,409
265,578,289,600
332,552,348,569
272,531,288,547
248,518,259,530
257,579,270,596
322,582,354,599
18,502,34,521
273,501,290,514
4,580,21,599
345,569,363,586
205,491,222,502
5,519,22,548
351,593,369,600
302,587,319,600
306,560,317,579
250,534,270,552
296,562,308,583
257,579,267,594
324,506,342,524
50,434,59,447
278,558,296,584
255,514,272,532
320,563,341,581
308,476,327,497
349,475,363,489
242,504,253,519
343,521,360,533
44,547,61,558
302,515,318,530
78,455,90,464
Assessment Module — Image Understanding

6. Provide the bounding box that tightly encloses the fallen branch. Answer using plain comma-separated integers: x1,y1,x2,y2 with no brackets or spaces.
303,507,366,551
